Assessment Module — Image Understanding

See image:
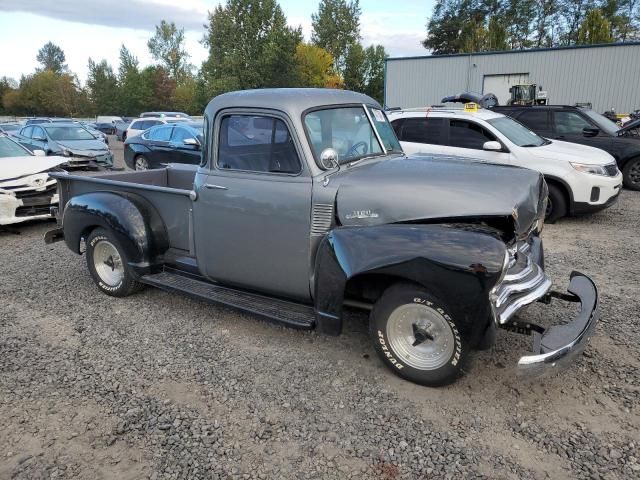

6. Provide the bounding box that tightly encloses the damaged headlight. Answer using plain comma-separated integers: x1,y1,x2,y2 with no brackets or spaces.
62,149,72,157
570,162,608,176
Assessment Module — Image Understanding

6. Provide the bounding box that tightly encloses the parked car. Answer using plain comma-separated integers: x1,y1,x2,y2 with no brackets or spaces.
0,134,65,225
25,117,73,126
114,120,130,141
79,122,109,145
388,107,622,222
492,105,640,190
14,122,113,169
140,111,191,119
124,121,203,170
46,88,598,387
124,117,190,142
0,122,22,134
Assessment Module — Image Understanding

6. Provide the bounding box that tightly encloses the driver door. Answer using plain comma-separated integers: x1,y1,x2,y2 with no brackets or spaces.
192,112,313,301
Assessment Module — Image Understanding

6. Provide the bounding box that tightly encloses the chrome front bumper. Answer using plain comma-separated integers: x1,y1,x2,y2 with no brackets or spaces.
490,238,599,376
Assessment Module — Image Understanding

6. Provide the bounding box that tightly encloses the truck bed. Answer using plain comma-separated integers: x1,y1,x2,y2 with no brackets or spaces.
52,165,197,252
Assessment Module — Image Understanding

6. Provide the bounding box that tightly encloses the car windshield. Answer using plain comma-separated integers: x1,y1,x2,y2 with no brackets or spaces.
487,116,547,147
44,126,96,141
582,109,620,136
0,136,30,158
304,105,402,165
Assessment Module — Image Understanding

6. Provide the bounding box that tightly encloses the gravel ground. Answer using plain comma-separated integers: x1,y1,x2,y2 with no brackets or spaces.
1,143,639,479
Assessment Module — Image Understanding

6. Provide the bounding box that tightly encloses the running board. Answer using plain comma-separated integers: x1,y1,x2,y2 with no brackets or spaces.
140,271,316,329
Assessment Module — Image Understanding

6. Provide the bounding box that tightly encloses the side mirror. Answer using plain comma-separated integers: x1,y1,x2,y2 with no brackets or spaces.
583,127,599,137
183,137,199,147
319,148,339,169
33,149,46,157
483,141,503,152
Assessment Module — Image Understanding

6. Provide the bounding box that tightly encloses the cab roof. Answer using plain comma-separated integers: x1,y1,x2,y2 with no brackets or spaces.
204,88,380,119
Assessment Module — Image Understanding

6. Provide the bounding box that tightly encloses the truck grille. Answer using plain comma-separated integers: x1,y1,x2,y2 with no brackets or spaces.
491,249,552,324
14,183,57,199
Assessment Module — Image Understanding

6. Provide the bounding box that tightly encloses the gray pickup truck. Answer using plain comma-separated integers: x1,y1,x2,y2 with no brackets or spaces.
46,89,598,386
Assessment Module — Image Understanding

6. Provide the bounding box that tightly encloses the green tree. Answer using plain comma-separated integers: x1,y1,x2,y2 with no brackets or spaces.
578,8,614,43
87,58,119,114
362,45,386,103
294,43,337,87
147,20,191,82
4,71,85,116
201,0,302,96
0,77,17,114
36,42,67,74
343,43,366,92
311,0,361,71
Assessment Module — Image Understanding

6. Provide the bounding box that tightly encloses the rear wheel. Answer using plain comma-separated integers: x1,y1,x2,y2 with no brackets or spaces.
545,183,567,223
370,284,468,386
85,228,143,297
134,155,150,171
622,158,640,191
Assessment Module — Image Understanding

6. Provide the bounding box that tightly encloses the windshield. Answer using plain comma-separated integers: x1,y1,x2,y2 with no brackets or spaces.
304,105,402,165
0,136,30,158
487,116,547,147
582,110,619,136
44,126,96,141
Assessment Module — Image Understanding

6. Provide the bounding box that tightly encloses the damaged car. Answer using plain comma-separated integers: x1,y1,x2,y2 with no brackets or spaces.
47,89,598,386
14,122,113,170
0,134,65,226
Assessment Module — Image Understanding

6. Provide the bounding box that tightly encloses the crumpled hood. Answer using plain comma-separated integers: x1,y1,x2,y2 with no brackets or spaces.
334,155,545,236
58,139,109,155
528,140,615,165
0,156,66,181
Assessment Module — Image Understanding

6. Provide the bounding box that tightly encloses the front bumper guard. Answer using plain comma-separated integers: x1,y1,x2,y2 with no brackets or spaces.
514,271,598,376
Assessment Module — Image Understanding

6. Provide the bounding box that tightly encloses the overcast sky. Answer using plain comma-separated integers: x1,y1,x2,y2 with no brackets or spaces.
0,0,434,83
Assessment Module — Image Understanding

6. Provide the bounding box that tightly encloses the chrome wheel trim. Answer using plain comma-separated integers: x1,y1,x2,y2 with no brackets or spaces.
93,240,124,287
386,304,455,370
135,156,149,170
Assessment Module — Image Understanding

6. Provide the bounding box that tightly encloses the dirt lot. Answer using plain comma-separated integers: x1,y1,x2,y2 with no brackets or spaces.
1,149,639,479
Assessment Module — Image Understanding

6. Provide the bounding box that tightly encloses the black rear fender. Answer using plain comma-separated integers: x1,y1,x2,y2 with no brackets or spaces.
62,191,169,275
313,224,507,337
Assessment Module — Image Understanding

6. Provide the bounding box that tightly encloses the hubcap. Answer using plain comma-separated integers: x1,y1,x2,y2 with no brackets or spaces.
386,304,455,370
93,240,124,287
135,157,148,170
629,161,640,185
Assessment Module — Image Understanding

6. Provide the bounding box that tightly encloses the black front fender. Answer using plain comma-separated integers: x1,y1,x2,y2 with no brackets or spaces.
62,191,169,275
313,224,507,336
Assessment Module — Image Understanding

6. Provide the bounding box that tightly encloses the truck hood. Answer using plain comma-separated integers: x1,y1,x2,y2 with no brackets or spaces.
0,156,67,181
58,139,109,155
527,140,615,165
334,155,545,236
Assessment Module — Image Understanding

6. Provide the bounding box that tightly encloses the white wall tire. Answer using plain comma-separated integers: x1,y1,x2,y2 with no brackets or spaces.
370,284,469,386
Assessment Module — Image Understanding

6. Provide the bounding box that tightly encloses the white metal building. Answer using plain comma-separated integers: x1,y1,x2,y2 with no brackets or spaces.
384,42,640,113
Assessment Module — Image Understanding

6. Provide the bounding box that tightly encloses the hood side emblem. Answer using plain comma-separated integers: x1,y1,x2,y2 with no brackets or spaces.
345,209,379,220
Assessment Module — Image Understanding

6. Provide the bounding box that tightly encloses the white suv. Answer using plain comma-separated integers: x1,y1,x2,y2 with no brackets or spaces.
388,107,622,221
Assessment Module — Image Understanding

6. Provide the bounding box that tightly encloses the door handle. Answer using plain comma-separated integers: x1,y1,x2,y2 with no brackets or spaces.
204,183,228,190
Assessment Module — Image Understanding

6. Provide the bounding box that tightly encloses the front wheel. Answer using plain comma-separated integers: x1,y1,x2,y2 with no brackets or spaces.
545,183,567,223
622,158,640,190
85,228,143,297
370,284,468,386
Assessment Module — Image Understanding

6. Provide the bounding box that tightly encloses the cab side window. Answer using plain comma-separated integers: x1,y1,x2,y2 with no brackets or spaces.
448,120,496,149
516,110,549,131
395,117,446,145
21,126,33,138
554,111,592,135
217,115,301,174
148,126,173,141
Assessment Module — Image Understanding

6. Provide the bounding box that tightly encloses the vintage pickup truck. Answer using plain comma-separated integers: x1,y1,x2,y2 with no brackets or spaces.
46,89,598,386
